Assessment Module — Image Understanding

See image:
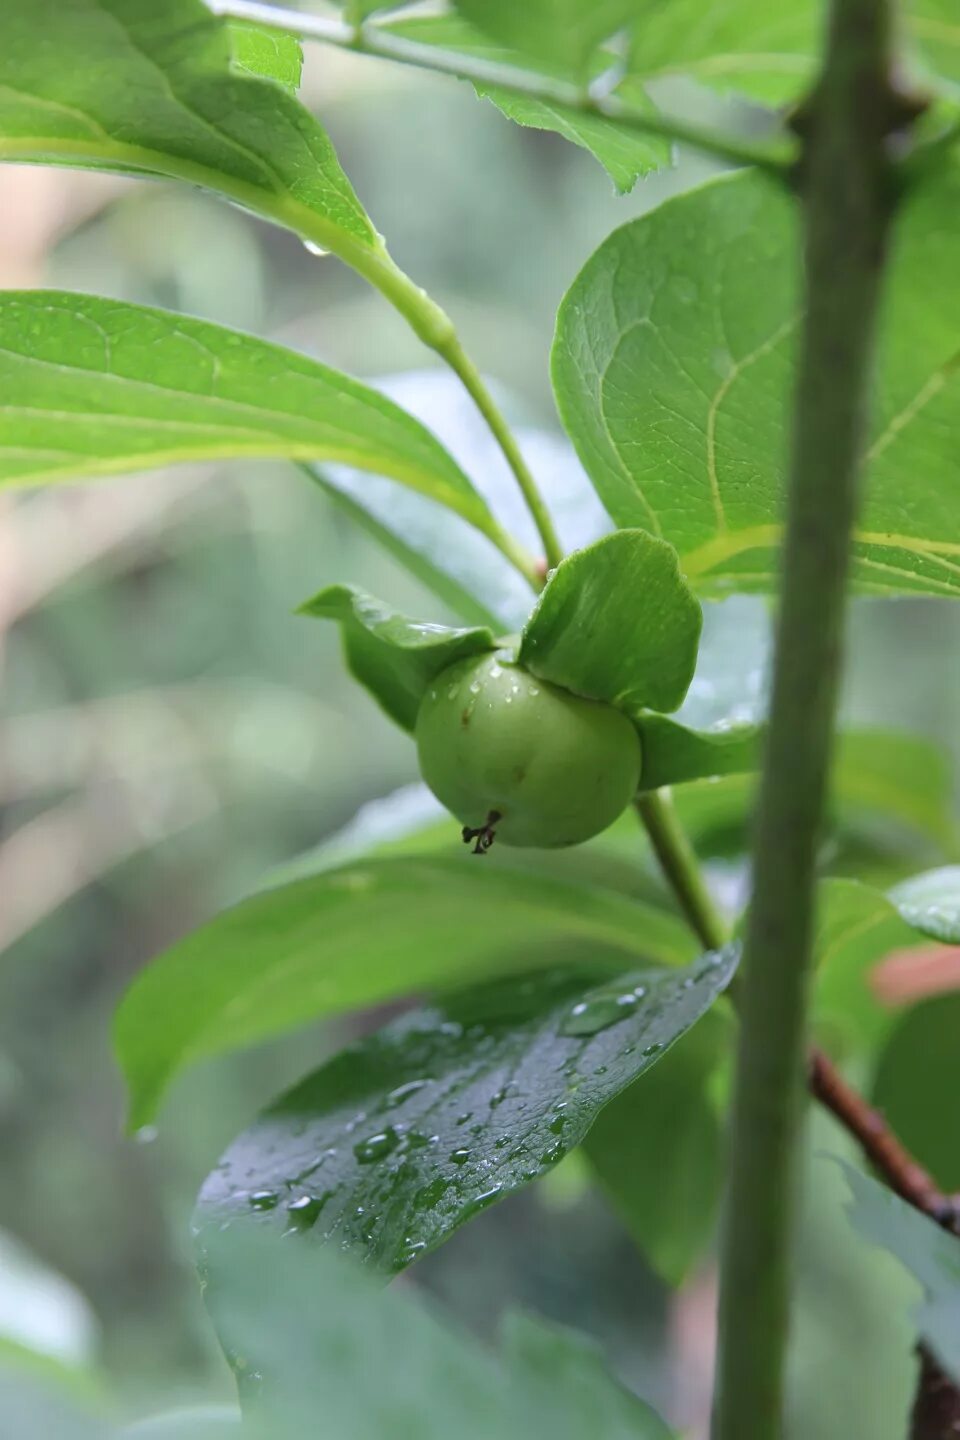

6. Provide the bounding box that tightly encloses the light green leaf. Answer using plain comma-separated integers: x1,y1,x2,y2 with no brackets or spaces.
115,856,693,1127
298,584,497,731
909,1,960,90
226,20,303,91
519,531,702,716
553,167,960,599
583,1010,728,1285
204,1233,673,1439
0,293,501,538
888,867,960,943
196,956,735,1273
0,0,378,258
310,371,609,633
387,15,668,192
839,1159,960,1385
452,0,635,79
626,1,820,104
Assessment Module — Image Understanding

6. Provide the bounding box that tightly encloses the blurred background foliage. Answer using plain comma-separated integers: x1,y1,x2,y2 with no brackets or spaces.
0,34,957,1440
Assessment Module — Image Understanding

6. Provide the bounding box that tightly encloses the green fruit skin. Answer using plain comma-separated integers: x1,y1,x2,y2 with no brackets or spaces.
415,653,643,849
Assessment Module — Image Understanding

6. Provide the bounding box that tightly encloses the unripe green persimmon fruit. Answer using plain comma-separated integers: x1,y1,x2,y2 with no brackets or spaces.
415,653,643,849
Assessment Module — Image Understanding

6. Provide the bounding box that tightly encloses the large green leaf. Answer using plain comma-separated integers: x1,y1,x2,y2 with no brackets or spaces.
910,1,960,90
583,1010,728,1285
0,293,502,538
298,584,497,731
116,856,693,1127
310,371,611,633
519,531,702,716
195,956,735,1271
812,880,918,1053
205,1233,673,1439
840,1159,960,1385
636,713,761,791
553,167,960,599
386,15,668,193
0,0,374,254
225,19,303,90
873,995,960,1193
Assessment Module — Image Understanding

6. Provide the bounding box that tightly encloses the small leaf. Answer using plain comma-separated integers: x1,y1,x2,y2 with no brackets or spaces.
310,371,609,633
298,584,497,731
519,531,702,716
635,713,761,791
553,167,960,599
888,867,960,943
195,955,736,1272
0,0,377,254
226,20,303,91
0,293,499,537
116,857,693,1127
204,1232,673,1439
387,15,668,192
839,1158,960,1385
583,1010,728,1285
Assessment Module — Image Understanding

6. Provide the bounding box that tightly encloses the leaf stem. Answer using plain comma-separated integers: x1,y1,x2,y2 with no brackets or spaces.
208,0,794,178
634,792,728,952
712,2,911,1435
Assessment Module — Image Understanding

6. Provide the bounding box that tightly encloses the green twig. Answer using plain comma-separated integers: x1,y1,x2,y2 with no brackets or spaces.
634,792,727,952
209,0,794,178
711,2,912,1436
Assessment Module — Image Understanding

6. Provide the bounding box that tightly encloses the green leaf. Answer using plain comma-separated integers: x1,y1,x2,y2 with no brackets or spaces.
310,371,610,634
909,2,960,90
386,15,668,193
225,20,303,91
0,293,501,538
116,856,693,1127
888,867,960,943
204,1233,673,1439
553,167,960,599
195,955,735,1272
636,713,761,791
839,1158,960,1385
625,1,819,104
873,995,960,1193
452,0,635,79
297,584,497,731
812,880,917,1053
519,532,702,716
583,1010,728,1285
0,0,379,258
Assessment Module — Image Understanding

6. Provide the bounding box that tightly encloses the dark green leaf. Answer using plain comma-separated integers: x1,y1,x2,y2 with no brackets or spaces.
553,168,960,599
298,584,497,731
583,1010,728,1285
116,856,693,1127
888,867,960,943
195,955,735,1272
519,532,702,716
204,1233,673,1439
0,293,501,539
310,371,608,633
839,1158,960,1384
225,20,303,91
386,15,668,192
0,0,377,257
873,995,960,1192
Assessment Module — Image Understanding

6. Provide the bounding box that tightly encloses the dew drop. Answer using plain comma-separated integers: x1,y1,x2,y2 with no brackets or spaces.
303,239,329,257
385,1079,429,1109
286,1194,326,1227
353,1126,401,1164
559,988,641,1037
248,1190,279,1211
449,1148,470,1166
642,1042,663,1058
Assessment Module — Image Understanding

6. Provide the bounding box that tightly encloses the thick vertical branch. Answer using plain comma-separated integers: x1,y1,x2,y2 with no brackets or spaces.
711,3,913,1437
